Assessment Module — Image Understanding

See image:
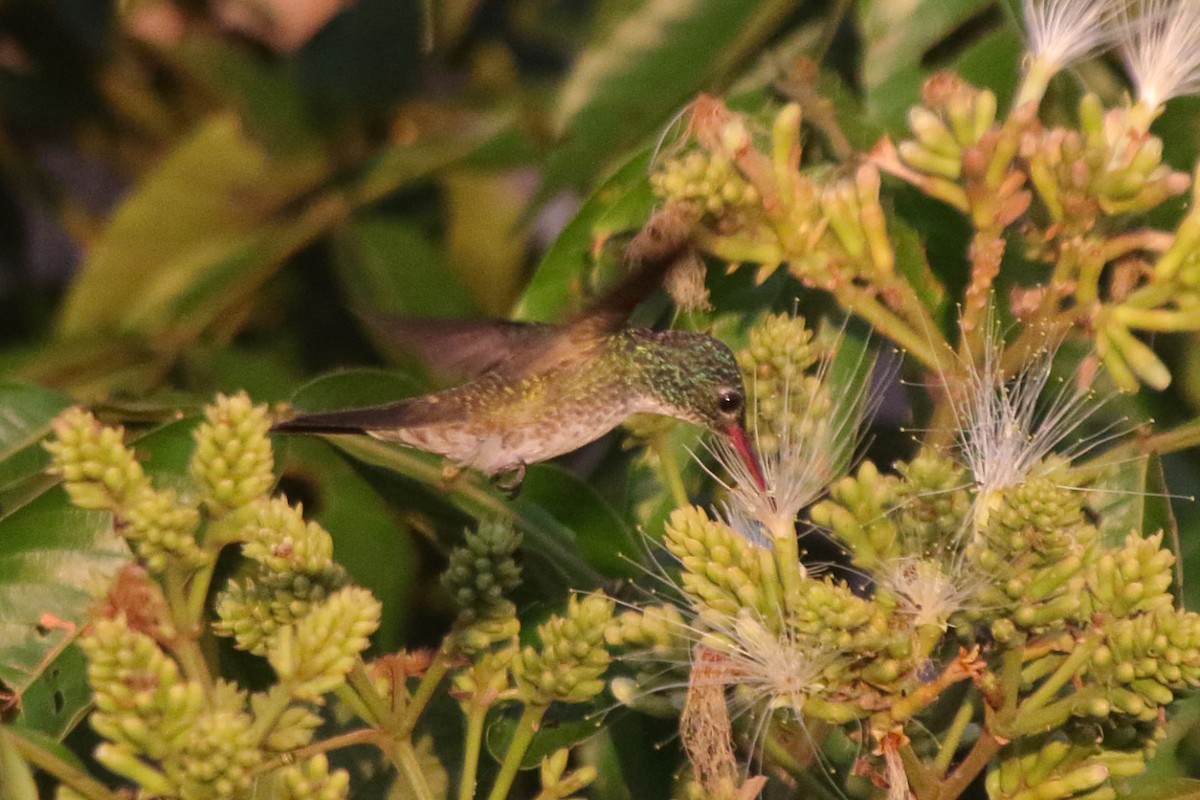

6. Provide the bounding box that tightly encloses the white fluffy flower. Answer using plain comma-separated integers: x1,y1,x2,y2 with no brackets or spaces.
1118,0,1200,109
1023,0,1122,68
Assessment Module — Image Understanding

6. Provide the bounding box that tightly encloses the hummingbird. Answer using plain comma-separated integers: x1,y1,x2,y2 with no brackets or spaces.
271,208,766,493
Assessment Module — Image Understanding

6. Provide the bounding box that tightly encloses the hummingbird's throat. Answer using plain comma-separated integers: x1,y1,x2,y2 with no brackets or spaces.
726,423,768,492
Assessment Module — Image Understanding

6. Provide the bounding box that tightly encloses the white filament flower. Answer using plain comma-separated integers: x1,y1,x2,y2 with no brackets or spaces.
1023,0,1121,68
876,556,979,630
1118,0,1200,109
711,326,880,542
952,331,1120,530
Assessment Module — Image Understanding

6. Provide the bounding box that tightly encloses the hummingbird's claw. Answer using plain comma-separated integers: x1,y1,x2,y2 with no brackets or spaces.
440,461,466,484
492,462,526,498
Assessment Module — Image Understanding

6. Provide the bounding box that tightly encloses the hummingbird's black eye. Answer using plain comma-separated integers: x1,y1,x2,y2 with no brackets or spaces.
717,390,743,415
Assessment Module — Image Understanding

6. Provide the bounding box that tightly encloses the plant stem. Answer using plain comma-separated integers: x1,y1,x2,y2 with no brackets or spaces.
1075,418,1200,482
403,646,454,735
348,658,396,728
1015,636,1098,718
933,696,977,778
185,561,217,623
256,728,379,773
458,701,488,800
391,739,437,800
938,730,1001,800
162,567,212,691
652,434,690,509
900,741,938,800
486,703,547,800
5,729,124,800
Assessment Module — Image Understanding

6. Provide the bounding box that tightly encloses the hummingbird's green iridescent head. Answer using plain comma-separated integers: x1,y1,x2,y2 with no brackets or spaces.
629,330,767,489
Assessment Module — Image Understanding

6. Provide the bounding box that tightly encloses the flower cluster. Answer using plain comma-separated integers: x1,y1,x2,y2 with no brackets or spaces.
47,395,369,800
609,311,1200,800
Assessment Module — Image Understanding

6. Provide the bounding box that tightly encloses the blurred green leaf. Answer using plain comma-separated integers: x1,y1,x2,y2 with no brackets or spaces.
332,215,475,318
0,384,70,514
0,728,37,800
543,0,804,193
1124,779,1200,800
58,113,329,335
858,0,994,132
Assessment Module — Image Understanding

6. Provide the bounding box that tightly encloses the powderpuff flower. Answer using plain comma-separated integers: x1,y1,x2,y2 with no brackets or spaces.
1118,0,1200,111
1023,0,1120,70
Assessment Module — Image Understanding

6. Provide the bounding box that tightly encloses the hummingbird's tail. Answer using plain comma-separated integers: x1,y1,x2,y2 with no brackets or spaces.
270,403,411,435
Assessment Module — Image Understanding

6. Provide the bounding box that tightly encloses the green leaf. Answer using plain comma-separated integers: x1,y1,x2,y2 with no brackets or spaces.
516,150,657,323
57,114,330,335
1087,452,1179,552
0,488,128,736
0,384,71,515
543,0,803,192
1123,778,1200,800
486,710,604,769
858,0,995,132
277,437,416,651
331,215,476,318
0,728,37,800
518,464,640,578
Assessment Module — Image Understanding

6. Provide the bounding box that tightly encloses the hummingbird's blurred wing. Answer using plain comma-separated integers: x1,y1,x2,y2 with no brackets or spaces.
508,210,695,375
359,205,694,381
357,312,558,380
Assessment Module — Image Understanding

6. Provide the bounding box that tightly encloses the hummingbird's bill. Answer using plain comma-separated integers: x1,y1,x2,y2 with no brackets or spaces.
725,422,768,492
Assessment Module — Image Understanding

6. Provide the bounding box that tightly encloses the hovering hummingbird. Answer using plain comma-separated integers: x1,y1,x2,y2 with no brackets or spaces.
271,209,766,493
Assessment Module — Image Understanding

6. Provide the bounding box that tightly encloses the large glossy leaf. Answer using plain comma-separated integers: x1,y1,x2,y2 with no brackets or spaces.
543,0,803,192
0,488,128,736
515,150,657,323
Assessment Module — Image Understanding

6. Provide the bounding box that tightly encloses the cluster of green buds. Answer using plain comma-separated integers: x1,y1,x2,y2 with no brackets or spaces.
651,146,759,219
45,407,206,571
608,301,1200,800
45,394,374,800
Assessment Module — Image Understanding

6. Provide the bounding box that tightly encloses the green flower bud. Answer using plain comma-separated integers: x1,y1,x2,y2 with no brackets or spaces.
735,314,826,454
250,687,324,751
663,506,769,618
606,604,686,650
1086,532,1175,617
80,614,203,761
539,747,597,799
277,754,350,800
789,575,888,655
454,605,520,655
163,707,262,800
514,594,614,705
45,407,149,510
122,485,207,572
214,563,348,655
269,585,381,700
239,497,335,573
190,392,274,517
441,517,522,621
892,451,971,555
810,461,899,568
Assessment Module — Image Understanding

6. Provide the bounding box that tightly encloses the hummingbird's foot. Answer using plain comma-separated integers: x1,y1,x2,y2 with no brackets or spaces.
441,461,466,485
492,462,526,498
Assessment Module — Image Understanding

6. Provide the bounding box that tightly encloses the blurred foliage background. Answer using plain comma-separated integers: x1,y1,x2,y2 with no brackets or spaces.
6,0,1200,797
